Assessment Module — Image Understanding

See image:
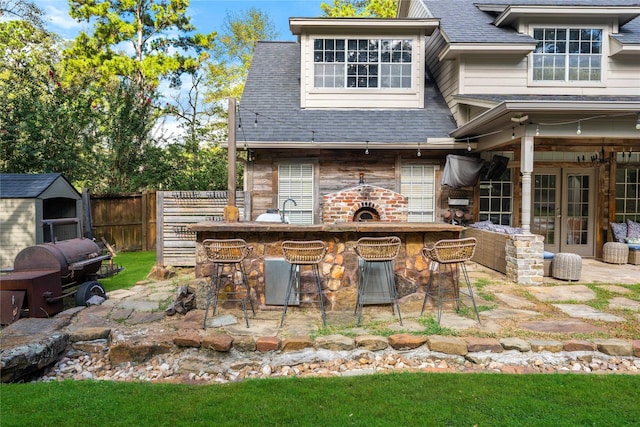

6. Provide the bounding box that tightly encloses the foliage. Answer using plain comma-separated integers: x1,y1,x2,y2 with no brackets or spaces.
63,0,215,89
320,0,398,18
98,251,156,292
2,374,640,426
0,0,44,27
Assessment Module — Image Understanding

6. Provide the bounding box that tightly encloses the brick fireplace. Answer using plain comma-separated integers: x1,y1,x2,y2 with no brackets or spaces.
322,184,408,223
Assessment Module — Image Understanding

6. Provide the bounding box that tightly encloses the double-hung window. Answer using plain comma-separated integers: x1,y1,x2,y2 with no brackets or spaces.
479,170,513,226
401,164,436,222
278,164,314,224
532,28,602,82
314,38,412,89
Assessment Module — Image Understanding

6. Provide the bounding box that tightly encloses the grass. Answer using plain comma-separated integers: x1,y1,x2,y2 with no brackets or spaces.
2,373,639,426
98,251,156,292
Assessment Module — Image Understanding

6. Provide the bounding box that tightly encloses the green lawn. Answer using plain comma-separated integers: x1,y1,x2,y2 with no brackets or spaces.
2,373,639,426
98,251,156,292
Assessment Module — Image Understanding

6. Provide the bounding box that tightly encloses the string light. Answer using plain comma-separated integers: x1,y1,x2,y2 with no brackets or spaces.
238,116,242,129
635,113,640,130
311,131,315,143
417,141,421,157
511,127,515,138
576,120,582,135
365,141,369,155
466,139,471,152
535,125,540,136
254,113,258,127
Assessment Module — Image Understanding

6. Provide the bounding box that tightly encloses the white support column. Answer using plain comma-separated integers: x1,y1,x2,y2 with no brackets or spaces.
520,131,534,234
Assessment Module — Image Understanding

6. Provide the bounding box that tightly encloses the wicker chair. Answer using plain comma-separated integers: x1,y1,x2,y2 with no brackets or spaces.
202,239,255,328
354,236,403,326
280,240,328,327
421,237,481,324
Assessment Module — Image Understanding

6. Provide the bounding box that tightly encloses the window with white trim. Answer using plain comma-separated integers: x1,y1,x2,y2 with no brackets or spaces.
314,38,412,89
278,164,314,224
532,28,602,81
401,164,436,222
479,169,513,225
615,167,640,223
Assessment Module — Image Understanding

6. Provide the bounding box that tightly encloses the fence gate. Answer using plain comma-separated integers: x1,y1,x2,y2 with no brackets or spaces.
157,191,249,267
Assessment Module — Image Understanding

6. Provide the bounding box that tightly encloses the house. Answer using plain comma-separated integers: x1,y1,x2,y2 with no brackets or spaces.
0,173,83,268
235,0,640,260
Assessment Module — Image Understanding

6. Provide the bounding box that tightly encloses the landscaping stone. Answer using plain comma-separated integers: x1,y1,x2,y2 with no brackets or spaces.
563,340,597,352
68,327,111,342
109,332,173,364
493,293,536,308
201,334,233,352
500,337,531,352
596,285,633,294
256,336,281,352
608,297,640,312
465,337,503,353
518,320,607,334
388,334,427,350
354,335,388,351
281,336,314,352
314,334,355,351
632,340,640,358
173,329,202,347
529,340,563,353
593,339,634,357
427,335,467,356
233,336,257,352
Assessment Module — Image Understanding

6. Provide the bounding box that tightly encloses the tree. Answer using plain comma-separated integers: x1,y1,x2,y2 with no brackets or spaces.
0,0,44,28
320,0,398,18
63,0,215,89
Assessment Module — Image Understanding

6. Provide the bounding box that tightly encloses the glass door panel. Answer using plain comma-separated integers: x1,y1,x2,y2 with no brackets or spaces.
562,169,595,257
532,170,560,253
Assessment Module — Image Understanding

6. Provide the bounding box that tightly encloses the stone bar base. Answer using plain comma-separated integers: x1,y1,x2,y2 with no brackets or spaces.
191,222,463,311
506,234,545,285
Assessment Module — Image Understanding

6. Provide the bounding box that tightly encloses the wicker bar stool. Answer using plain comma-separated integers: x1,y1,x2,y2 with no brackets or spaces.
202,239,255,328
354,236,403,326
280,240,328,327
421,237,480,324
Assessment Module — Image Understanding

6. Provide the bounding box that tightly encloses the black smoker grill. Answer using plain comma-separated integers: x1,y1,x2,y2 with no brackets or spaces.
0,238,112,325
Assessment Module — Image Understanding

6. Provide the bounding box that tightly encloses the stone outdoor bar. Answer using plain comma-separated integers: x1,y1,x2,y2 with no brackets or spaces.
189,222,463,310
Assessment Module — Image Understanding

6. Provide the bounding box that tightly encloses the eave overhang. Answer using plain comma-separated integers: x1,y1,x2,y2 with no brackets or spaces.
221,138,474,151
438,42,535,61
451,100,640,139
610,36,640,56
289,17,439,36
492,6,640,27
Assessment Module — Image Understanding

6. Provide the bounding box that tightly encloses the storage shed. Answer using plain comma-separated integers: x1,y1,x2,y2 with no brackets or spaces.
0,173,83,268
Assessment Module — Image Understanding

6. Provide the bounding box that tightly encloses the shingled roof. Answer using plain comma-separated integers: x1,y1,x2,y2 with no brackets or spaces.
237,41,457,144
0,173,75,198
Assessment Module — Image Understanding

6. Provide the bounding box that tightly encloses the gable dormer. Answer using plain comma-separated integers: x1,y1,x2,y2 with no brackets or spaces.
290,18,438,109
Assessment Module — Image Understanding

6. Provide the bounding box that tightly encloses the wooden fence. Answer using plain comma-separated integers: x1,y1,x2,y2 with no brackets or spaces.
90,191,156,252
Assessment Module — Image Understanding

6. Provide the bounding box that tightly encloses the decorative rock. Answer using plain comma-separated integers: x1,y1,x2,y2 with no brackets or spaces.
68,327,112,343
201,334,234,352
354,335,388,351
281,336,314,352
593,339,634,357
314,335,355,351
388,334,427,350
256,336,281,352
72,339,109,353
465,337,503,353
232,336,257,352
500,337,531,352
173,329,202,347
109,333,173,365
529,339,563,352
632,340,640,358
427,335,467,356
563,340,597,352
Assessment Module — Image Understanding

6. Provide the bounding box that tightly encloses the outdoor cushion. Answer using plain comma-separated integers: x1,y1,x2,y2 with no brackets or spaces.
628,244,640,251
627,220,640,239
543,251,555,259
610,222,628,243
626,237,640,244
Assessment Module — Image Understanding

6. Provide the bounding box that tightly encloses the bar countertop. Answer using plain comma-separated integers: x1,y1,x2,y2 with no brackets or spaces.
190,221,464,233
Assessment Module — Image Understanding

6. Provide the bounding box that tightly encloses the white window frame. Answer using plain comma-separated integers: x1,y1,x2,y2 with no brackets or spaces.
479,170,513,226
529,26,606,87
277,163,315,225
400,164,436,222
313,38,413,89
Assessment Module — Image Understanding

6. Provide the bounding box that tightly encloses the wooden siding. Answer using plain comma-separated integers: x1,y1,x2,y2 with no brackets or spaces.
157,191,249,267
0,199,37,268
300,32,425,109
247,149,453,224
424,31,461,122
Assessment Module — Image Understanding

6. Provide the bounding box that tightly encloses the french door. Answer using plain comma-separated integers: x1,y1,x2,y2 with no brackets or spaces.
532,168,595,257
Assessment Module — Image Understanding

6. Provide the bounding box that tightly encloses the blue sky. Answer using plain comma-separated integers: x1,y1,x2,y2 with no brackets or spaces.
34,0,326,41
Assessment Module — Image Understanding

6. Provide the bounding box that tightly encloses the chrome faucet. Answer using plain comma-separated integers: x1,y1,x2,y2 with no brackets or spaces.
281,198,297,223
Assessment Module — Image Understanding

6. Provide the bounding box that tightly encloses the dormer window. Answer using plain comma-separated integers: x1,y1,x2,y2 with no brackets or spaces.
532,28,602,82
313,38,412,89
